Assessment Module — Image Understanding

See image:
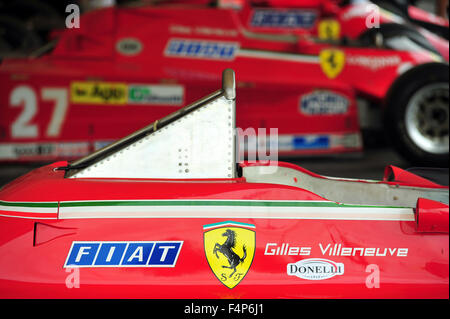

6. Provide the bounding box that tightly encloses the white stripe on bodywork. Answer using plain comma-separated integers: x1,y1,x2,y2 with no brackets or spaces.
59,205,415,221
0,205,57,214
237,49,320,63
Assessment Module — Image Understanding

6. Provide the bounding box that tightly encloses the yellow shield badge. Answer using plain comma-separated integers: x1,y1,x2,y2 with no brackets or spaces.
318,19,341,40
319,49,345,79
203,221,255,289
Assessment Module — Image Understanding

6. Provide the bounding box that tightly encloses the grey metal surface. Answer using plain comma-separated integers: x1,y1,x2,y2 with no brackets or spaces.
68,88,224,174
243,164,449,207
70,95,236,179
0,147,412,188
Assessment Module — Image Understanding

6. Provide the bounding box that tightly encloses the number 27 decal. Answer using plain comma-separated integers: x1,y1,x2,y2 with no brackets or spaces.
10,86,69,139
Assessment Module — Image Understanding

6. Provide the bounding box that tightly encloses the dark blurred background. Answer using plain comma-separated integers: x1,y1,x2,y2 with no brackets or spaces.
0,0,445,57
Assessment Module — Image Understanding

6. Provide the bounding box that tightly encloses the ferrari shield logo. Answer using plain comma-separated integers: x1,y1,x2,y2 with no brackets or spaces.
318,19,341,40
203,221,255,289
320,49,345,79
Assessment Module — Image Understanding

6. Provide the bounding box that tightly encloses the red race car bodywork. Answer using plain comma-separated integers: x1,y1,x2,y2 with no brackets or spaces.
0,3,448,165
0,70,448,298
0,71,449,299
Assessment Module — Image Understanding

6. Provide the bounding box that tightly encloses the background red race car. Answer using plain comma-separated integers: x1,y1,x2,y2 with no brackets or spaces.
168,0,449,60
0,1,448,166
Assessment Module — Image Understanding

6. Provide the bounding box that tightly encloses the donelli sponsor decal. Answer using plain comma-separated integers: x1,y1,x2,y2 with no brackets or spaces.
287,258,344,280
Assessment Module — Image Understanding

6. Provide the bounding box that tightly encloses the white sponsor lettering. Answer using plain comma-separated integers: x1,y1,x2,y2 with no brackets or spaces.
347,55,401,71
75,246,93,263
127,246,144,262
264,243,408,257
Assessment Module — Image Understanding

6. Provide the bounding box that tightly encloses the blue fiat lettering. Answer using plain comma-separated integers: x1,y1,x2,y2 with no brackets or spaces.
64,241,183,267
251,10,316,28
94,242,127,266
121,242,155,266
148,242,182,266
66,242,100,266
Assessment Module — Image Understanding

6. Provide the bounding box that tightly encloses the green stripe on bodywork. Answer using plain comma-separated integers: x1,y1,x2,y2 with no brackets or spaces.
0,200,58,208
59,200,408,209
203,220,255,229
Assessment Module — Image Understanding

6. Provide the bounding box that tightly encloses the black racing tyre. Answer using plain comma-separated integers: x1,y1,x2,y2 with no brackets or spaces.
384,63,449,167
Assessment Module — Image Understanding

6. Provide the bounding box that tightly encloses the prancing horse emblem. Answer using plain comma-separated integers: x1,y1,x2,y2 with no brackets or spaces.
319,49,345,79
204,221,255,289
213,229,247,278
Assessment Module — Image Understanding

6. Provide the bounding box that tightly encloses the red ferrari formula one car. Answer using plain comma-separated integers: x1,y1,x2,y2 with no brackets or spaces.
0,70,448,298
0,2,448,165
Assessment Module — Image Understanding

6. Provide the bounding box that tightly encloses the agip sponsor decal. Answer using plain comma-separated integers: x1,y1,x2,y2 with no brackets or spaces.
70,82,184,106
64,241,183,267
250,9,317,29
203,221,255,289
300,90,350,115
70,81,128,105
287,258,344,280
165,39,239,60
129,84,184,106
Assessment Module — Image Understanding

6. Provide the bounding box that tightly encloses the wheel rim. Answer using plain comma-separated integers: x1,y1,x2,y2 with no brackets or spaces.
405,83,449,155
